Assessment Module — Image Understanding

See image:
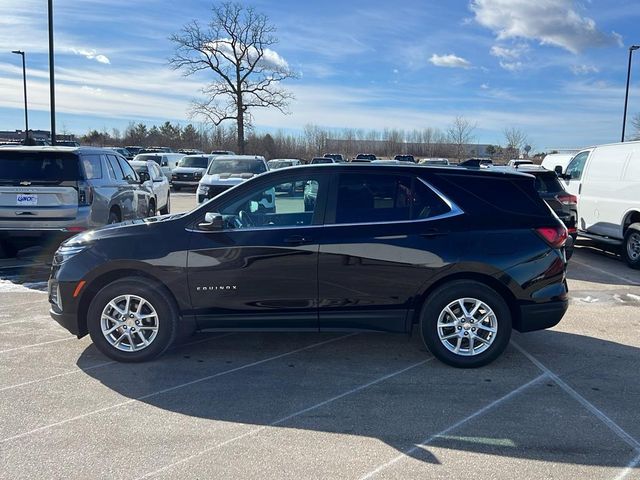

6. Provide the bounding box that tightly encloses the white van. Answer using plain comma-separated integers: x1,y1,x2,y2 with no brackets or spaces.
560,141,640,268
541,151,579,174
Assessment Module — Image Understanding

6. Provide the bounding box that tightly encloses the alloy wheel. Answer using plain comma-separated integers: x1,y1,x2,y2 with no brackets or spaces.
437,297,498,356
100,294,159,352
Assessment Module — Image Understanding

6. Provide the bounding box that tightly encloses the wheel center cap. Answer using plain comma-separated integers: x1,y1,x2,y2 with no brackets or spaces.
463,323,472,331
125,318,136,328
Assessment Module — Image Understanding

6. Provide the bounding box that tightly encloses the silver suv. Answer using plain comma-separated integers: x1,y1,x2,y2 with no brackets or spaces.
0,146,154,256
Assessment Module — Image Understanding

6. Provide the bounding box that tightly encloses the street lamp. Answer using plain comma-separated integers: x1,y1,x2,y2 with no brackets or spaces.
11,50,29,143
621,45,640,142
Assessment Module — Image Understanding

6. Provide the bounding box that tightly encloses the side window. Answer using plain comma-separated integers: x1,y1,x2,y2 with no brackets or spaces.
117,157,138,182
106,155,124,180
335,173,413,224
565,151,589,181
151,164,162,179
218,175,323,230
412,178,452,219
80,154,103,180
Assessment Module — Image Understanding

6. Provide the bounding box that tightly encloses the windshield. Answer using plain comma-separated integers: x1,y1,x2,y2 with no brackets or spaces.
208,159,266,174
311,158,332,164
268,160,294,169
135,154,163,165
0,151,81,183
179,156,209,168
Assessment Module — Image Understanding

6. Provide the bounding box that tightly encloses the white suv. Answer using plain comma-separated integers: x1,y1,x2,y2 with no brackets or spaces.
197,155,268,204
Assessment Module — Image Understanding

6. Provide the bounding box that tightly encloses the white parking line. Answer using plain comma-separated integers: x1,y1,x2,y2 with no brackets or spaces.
0,337,74,354
136,357,435,480
0,333,235,393
613,452,640,480
511,341,640,452
571,258,640,286
0,334,355,444
358,373,547,479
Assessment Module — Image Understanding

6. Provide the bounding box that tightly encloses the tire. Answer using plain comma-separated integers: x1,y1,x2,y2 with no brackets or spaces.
147,200,156,217
107,210,120,225
87,277,178,362
622,224,640,269
419,280,512,368
159,194,170,215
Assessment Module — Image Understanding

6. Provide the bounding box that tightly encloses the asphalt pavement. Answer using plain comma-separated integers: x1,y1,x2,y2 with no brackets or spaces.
0,190,639,479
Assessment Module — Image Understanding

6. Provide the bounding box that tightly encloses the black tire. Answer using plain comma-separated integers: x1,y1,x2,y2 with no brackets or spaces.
419,280,512,368
107,210,120,224
87,277,178,362
159,194,170,215
147,200,156,217
622,224,640,269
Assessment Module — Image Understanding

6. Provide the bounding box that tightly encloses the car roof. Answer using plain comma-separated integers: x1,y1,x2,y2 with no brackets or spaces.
212,155,265,161
0,146,121,154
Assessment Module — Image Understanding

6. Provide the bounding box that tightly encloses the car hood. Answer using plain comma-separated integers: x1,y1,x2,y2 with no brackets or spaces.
200,173,255,185
62,213,188,246
173,167,206,174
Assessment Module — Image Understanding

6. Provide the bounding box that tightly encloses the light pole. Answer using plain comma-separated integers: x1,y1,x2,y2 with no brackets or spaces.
622,45,639,142
48,0,56,145
11,50,28,143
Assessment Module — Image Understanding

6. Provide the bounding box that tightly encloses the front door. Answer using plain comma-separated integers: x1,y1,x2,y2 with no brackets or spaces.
187,171,329,329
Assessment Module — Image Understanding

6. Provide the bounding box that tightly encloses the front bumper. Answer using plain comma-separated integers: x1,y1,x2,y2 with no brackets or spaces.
172,180,200,187
517,299,569,332
50,307,81,337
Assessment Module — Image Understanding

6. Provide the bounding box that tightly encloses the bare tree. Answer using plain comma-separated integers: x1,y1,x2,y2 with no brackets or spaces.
503,127,528,159
631,113,640,141
447,116,476,160
169,2,296,154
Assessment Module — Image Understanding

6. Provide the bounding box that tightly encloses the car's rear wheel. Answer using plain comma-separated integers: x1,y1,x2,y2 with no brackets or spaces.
622,224,640,269
87,278,178,362
147,200,156,217
159,193,170,215
107,210,120,224
420,280,512,368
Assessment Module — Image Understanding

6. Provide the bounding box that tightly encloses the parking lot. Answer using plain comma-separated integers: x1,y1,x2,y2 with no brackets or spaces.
1,191,639,480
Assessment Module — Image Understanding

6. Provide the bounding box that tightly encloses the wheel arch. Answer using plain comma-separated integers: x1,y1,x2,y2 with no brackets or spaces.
622,210,640,234
410,272,522,331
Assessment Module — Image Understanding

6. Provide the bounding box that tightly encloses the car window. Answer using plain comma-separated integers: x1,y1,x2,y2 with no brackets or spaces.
80,154,103,180
208,159,267,174
534,172,564,194
216,174,323,230
117,157,138,182
151,163,163,179
565,151,589,181
106,155,124,180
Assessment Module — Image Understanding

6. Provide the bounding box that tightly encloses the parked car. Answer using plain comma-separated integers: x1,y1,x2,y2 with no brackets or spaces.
107,147,133,160
140,146,173,153
0,147,154,257
133,153,184,181
197,155,268,204
355,153,377,161
560,141,640,268
310,157,336,164
267,159,302,170
210,150,235,156
177,149,204,155
372,160,403,165
49,163,568,367
323,153,346,162
125,146,144,157
459,158,493,167
394,154,416,163
129,160,171,215
419,158,450,166
171,155,214,191
55,140,81,147
505,165,577,258
540,151,580,174
507,159,534,167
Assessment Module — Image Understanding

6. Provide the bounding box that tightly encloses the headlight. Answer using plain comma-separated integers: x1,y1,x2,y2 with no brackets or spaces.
197,185,209,194
194,172,202,179
53,244,88,265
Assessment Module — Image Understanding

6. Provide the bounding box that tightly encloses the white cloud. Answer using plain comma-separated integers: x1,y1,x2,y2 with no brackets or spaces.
206,39,290,72
480,83,490,90
71,48,111,64
570,64,600,75
490,44,527,59
429,53,472,69
499,61,523,71
470,0,622,53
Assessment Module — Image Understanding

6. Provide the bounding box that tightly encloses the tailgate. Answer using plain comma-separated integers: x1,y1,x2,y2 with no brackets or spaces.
0,186,78,220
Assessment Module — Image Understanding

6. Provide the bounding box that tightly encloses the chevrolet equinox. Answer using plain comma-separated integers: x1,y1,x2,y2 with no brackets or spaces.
49,164,569,368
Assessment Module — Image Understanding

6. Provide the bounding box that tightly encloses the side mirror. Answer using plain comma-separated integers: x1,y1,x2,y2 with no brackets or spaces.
554,165,563,176
198,212,223,231
138,171,150,183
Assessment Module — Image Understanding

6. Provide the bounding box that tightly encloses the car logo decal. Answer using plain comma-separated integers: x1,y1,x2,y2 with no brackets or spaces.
196,285,238,291
19,181,31,186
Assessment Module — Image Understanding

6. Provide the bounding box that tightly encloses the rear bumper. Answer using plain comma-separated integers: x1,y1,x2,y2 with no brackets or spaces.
517,300,569,332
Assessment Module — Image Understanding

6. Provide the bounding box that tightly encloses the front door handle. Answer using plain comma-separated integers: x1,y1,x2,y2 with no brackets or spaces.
284,235,312,245
420,228,448,238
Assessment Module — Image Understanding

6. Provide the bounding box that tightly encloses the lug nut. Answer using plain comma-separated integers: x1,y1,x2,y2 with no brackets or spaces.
457,326,462,330
130,314,134,318
464,332,469,336
470,319,474,323
131,327,136,332
123,325,127,329
472,328,476,332
461,319,465,323
135,320,140,326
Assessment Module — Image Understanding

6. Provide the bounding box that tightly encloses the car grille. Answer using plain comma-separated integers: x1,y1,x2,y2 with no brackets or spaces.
177,173,195,180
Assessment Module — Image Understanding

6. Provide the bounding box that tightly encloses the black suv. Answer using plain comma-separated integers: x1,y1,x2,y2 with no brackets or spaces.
49,164,568,368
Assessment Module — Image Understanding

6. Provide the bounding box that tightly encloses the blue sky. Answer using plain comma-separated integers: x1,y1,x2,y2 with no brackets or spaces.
1,0,639,151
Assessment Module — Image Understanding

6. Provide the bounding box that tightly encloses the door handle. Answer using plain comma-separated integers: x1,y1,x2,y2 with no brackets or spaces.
420,228,448,238
284,235,312,245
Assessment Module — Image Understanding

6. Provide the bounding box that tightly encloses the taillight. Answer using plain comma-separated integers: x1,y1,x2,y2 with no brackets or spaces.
78,181,94,206
536,226,568,249
556,193,577,205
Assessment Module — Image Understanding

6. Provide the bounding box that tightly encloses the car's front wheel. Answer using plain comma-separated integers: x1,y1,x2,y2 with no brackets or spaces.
623,224,640,269
87,278,178,362
420,280,512,368
159,193,170,215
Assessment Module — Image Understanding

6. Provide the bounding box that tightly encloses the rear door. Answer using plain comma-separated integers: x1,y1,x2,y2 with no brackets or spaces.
0,151,80,227
318,170,457,333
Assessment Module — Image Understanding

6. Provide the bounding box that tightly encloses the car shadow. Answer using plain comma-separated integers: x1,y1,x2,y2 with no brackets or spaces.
78,329,640,468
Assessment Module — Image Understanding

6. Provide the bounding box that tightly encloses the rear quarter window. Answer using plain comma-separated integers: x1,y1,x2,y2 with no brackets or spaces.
80,154,103,180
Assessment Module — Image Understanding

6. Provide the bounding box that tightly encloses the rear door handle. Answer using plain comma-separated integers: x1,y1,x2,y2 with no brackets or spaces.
284,235,312,245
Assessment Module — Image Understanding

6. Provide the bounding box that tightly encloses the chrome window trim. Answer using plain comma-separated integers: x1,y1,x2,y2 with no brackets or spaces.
187,176,464,234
